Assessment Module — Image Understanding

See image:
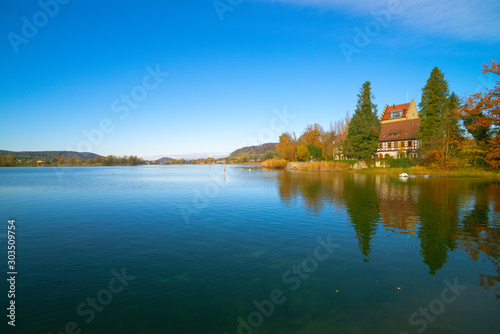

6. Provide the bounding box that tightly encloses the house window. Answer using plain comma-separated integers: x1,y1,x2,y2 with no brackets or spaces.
406,132,409,136
390,110,403,119
404,141,408,147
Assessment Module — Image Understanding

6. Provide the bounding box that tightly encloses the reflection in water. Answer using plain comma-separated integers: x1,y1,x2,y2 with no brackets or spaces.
343,174,379,261
417,179,460,275
459,182,500,299
276,171,500,299
277,171,340,213
375,175,420,235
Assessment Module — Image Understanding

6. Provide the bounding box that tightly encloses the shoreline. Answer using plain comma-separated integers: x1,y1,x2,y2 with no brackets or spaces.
2,164,499,178
261,160,500,178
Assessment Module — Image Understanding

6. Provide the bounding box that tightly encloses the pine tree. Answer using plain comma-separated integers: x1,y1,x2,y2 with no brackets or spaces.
418,67,451,159
345,81,381,159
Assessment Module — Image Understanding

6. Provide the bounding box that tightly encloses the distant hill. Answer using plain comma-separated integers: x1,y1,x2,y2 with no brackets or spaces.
227,143,278,162
156,157,174,162
0,150,102,160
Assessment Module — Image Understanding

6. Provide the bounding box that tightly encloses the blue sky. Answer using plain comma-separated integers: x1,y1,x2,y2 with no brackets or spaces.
1,0,499,159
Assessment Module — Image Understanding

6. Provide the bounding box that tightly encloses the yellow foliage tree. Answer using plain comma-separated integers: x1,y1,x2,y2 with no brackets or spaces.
300,123,324,145
296,144,309,161
276,133,297,161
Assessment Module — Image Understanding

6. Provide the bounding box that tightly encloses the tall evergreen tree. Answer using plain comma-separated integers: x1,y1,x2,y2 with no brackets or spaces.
418,67,451,159
345,81,381,159
437,91,464,161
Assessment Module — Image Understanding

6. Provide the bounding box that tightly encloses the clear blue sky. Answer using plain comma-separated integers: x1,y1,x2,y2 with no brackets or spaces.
1,0,499,159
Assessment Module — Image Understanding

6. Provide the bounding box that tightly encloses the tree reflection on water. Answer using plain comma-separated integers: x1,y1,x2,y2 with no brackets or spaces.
276,171,500,299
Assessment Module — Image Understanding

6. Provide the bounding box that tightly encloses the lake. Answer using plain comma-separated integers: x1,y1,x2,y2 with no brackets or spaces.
0,166,499,334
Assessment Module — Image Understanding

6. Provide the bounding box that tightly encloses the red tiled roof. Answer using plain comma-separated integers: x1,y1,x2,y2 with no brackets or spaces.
336,129,348,142
379,118,420,141
335,118,419,143
381,103,410,120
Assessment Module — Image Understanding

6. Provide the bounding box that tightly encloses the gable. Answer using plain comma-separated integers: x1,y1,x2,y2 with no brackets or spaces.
381,103,410,121
381,99,419,122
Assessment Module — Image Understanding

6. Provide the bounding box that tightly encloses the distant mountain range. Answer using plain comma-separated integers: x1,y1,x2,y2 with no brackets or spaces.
156,157,174,162
1,145,279,163
227,143,278,161
0,150,102,160
146,152,230,160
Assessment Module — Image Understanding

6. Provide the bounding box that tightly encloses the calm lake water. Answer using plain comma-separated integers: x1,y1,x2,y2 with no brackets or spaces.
1,166,499,334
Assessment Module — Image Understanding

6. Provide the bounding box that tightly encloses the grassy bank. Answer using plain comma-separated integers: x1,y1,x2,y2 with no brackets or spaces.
287,161,353,172
263,158,499,177
357,166,500,178
261,159,288,168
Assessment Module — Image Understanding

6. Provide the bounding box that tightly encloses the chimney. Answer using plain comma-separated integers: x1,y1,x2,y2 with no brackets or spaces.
393,104,395,108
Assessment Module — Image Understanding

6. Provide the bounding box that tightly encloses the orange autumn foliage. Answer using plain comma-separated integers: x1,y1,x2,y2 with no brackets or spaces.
300,124,324,146
462,59,500,168
276,133,297,161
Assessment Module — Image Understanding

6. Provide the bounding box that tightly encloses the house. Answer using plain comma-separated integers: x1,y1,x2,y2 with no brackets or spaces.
377,99,420,158
333,98,421,159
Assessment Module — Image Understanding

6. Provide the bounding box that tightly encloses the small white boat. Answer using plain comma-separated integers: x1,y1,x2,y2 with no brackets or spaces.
399,173,409,177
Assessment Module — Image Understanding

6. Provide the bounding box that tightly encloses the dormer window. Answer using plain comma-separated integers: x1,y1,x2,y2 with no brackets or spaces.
389,109,403,119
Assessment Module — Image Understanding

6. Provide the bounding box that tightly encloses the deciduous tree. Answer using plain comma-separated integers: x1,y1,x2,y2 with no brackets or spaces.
307,144,322,160
433,92,464,167
276,132,297,161
296,144,309,161
461,59,500,168
322,127,337,161
300,124,324,146
6,155,15,166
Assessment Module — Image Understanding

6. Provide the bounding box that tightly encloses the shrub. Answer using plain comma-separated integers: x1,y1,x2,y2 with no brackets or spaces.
262,159,288,168
293,161,351,171
387,157,413,168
